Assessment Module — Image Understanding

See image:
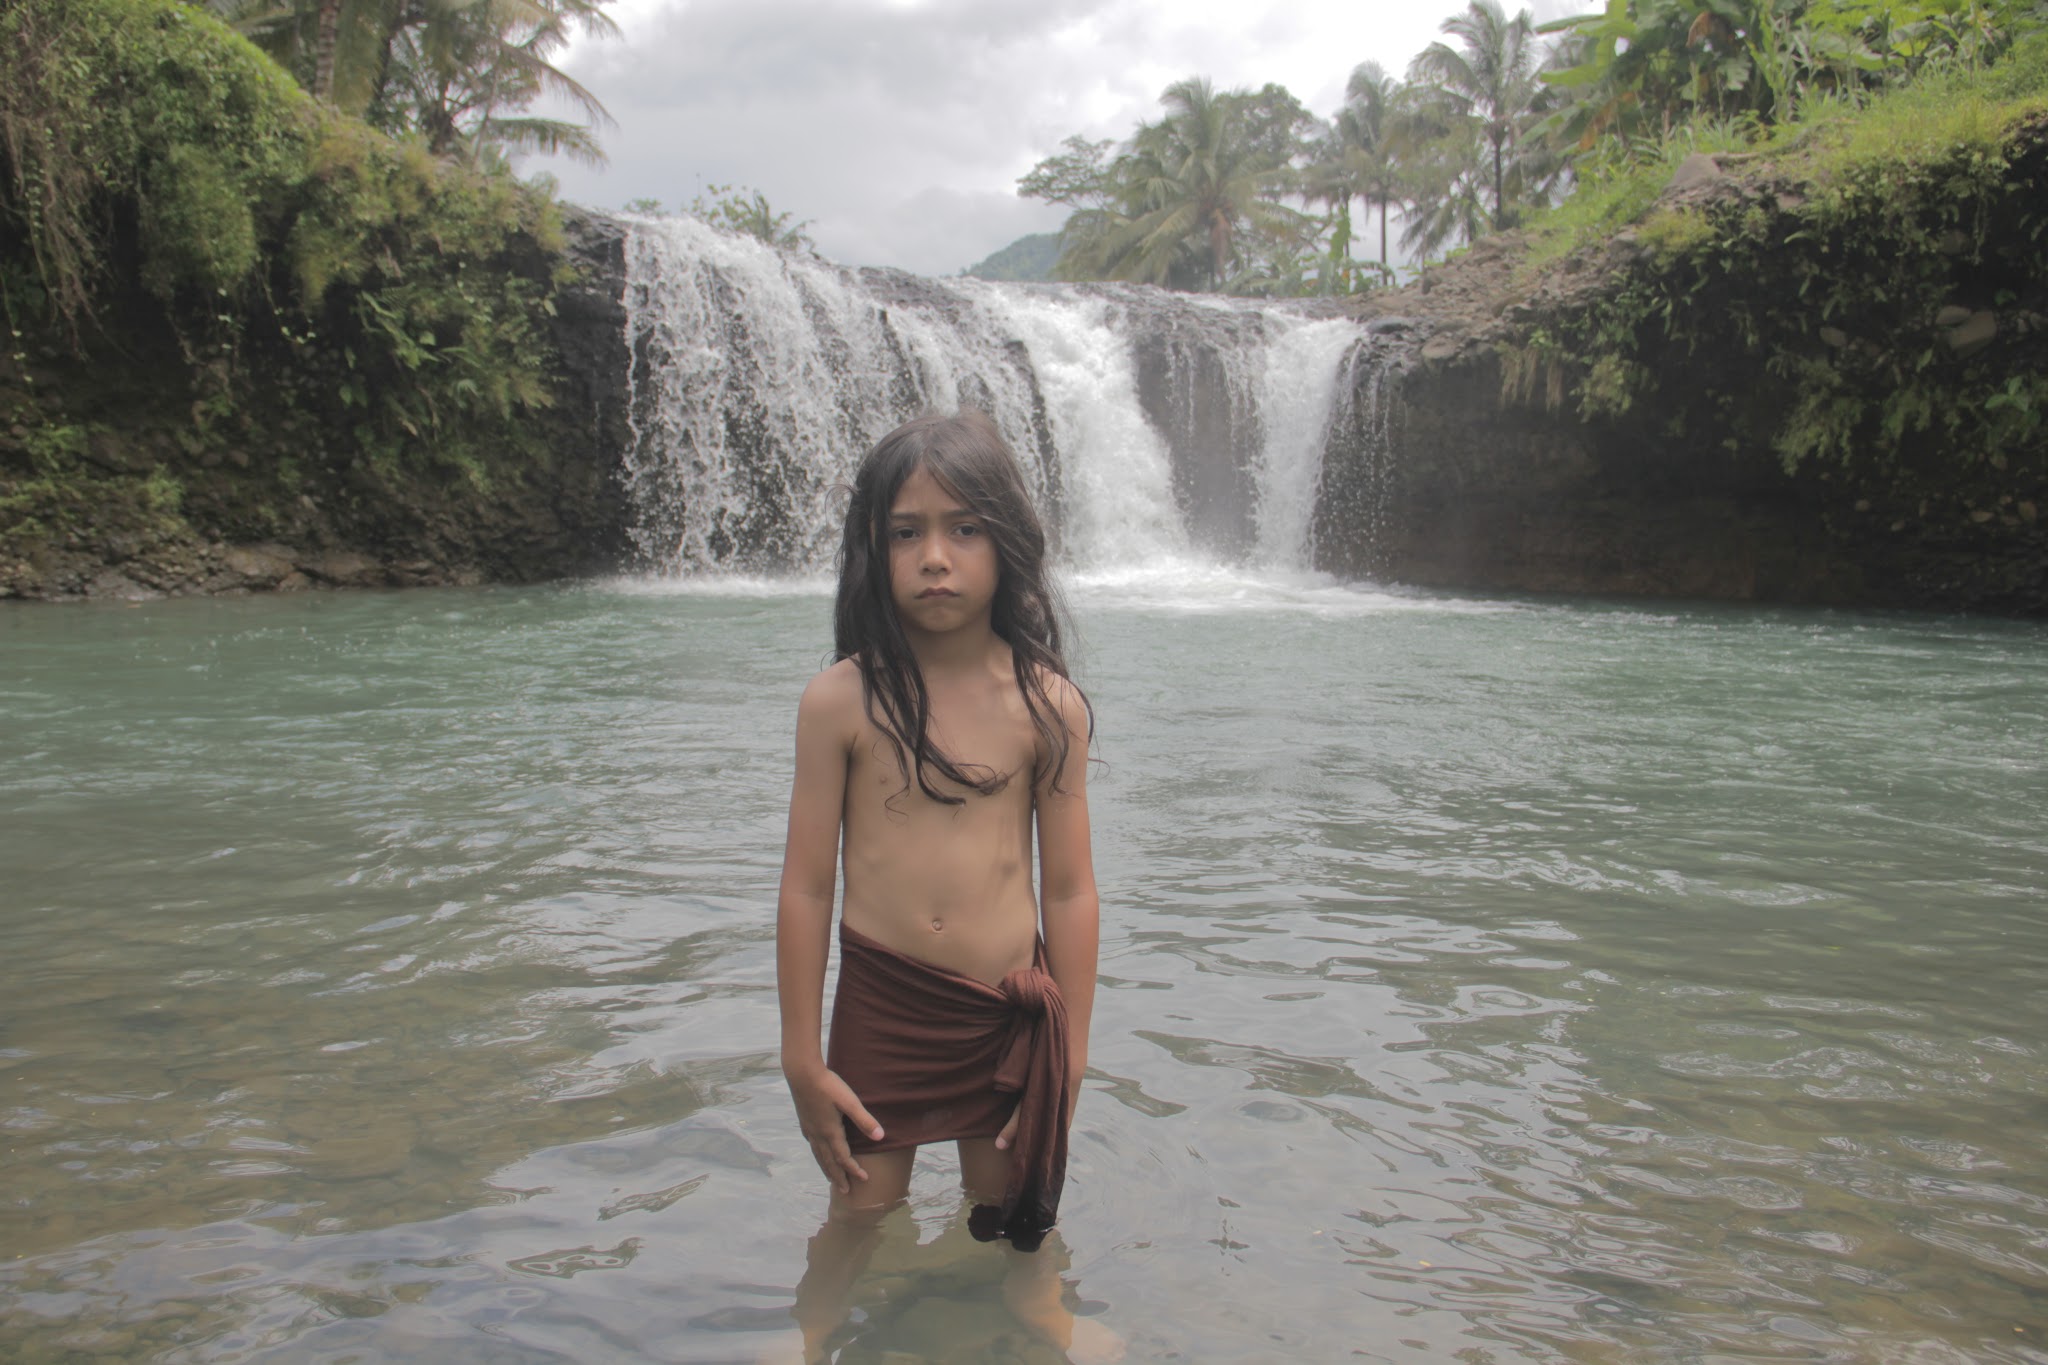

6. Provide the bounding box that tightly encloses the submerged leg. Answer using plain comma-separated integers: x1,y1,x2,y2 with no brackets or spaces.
778,1146,916,1364
957,1137,1124,1364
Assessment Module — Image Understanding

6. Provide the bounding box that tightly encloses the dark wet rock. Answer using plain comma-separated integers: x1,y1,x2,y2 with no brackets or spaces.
222,544,297,587
1125,301,1267,558
3,205,637,603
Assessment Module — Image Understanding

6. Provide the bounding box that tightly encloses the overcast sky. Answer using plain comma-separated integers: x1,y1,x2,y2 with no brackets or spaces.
529,0,1580,277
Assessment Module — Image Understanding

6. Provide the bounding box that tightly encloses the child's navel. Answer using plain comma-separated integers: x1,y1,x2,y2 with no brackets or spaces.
929,915,945,933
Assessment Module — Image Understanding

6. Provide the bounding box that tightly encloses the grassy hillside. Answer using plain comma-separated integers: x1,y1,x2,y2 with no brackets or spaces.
1500,39,2048,509
964,233,1063,283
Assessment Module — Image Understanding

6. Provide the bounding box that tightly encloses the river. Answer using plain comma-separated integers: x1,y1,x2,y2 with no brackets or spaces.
3,573,2044,1362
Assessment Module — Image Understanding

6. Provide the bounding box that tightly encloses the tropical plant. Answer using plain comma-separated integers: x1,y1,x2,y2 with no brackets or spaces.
209,0,617,164
1408,0,1564,236
1538,0,2047,166
687,184,814,251
1026,77,1315,291
1307,61,1408,278
1539,0,1768,151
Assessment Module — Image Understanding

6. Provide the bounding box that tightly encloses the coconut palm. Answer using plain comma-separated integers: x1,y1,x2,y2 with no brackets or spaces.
210,0,616,163
1312,61,1406,274
1066,77,1310,290
210,0,393,111
382,0,616,165
1408,0,1559,232
1392,90,1492,258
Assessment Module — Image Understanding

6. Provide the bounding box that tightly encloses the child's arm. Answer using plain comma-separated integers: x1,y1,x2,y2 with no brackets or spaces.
776,667,883,1193
1033,677,1099,1113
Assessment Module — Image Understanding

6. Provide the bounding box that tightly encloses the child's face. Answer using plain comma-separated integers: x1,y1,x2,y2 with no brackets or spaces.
886,465,999,638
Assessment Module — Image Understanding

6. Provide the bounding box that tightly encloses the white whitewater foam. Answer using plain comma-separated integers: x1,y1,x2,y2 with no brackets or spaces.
621,219,1385,586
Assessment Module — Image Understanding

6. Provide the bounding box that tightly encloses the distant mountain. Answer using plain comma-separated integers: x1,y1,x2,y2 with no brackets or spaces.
963,233,1062,282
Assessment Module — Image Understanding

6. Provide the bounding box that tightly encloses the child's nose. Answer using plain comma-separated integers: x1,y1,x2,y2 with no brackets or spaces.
921,538,950,571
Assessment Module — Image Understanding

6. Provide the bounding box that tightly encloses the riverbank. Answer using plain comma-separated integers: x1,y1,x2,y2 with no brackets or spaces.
0,206,631,602
1324,56,2048,614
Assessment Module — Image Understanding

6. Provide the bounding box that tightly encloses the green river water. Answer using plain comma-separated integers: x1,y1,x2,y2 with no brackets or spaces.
2,576,2044,1362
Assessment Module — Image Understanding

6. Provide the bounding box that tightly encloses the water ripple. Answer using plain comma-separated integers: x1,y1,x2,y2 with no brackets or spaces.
3,588,2046,1362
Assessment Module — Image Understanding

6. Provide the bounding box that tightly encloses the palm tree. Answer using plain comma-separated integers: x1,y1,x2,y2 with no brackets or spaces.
383,0,617,165
211,0,394,112
1072,77,1308,290
211,0,617,163
1392,90,1492,258
1315,61,1405,275
1408,0,1556,231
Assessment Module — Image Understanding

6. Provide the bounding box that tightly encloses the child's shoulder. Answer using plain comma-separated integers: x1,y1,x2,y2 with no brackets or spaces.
797,658,864,724
802,657,860,696
1024,661,1091,733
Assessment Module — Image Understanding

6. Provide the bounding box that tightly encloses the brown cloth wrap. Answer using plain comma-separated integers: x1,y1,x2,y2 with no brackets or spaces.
827,922,1072,1252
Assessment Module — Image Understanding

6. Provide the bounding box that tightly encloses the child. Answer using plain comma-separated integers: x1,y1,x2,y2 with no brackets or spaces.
775,410,1099,1341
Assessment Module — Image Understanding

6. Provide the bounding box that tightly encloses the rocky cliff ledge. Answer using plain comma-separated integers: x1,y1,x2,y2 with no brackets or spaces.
1313,114,2048,616
0,206,631,602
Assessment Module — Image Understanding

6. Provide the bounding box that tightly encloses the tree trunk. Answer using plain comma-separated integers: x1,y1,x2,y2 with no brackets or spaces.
1492,135,1505,228
369,2,414,124
312,0,342,103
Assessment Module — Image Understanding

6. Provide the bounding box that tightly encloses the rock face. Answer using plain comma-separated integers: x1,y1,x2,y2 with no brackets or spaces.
1313,119,2048,616
0,206,634,602
1126,303,1265,559
1316,342,1862,602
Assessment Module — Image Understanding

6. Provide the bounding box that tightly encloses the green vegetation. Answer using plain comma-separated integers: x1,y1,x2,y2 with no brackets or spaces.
1020,0,2048,297
622,184,817,252
964,233,1063,283
1503,38,2047,501
0,0,581,587
204,0,618,165
1025,78,1318,292
1021,0,1573,295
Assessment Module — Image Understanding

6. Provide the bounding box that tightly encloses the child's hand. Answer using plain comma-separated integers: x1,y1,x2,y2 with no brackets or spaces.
785,1064,883,1195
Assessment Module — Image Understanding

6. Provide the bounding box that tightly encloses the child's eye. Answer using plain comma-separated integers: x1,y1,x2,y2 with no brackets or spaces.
954,523,983,537
890,526,917,541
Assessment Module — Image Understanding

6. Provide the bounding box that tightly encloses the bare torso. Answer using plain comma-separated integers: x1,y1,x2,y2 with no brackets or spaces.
834,651,1042,988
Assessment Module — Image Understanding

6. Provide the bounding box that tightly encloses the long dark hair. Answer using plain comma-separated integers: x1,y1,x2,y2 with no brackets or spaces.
834,410,1089,806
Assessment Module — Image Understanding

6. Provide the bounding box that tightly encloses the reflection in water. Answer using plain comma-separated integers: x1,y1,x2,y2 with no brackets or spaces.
778,1199,1120,1365
2,583,2045,1362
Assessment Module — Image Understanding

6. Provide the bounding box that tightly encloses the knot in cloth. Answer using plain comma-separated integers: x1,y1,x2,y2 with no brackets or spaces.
993,966,1059,1094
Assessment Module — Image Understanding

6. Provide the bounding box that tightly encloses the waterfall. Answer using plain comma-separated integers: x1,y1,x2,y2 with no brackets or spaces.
620,216,1375,580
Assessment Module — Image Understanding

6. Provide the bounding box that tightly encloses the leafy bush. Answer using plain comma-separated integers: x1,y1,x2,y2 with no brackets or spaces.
0,0,567,489
1507,42,2048,502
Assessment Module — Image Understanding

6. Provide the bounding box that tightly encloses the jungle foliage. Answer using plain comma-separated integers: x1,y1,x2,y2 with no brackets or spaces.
204,0,618,166
1504,38,2048,508
623,184,817,252
0,0,571,566
1021,0,2048,297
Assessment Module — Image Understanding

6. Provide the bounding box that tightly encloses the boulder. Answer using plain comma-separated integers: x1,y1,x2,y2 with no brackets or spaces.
1945,310,1997,355
1668,153,1725,194
223,544,299,588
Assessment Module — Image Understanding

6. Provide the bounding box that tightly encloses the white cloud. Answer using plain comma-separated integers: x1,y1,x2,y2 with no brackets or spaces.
529,0,1586,275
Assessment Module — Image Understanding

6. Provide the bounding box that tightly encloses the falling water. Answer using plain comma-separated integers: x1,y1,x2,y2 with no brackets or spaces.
620,218,1377,579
